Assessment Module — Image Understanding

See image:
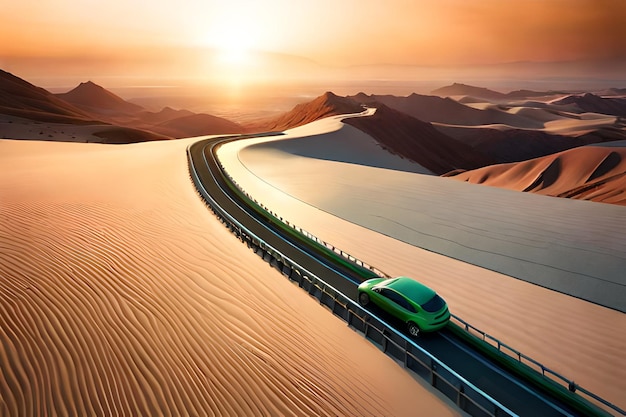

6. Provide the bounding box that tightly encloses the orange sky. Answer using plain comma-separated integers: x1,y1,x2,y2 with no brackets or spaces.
1,0,625,86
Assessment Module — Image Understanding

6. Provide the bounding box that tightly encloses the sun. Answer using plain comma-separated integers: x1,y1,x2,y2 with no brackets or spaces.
203,13,259,68
215,30,253,65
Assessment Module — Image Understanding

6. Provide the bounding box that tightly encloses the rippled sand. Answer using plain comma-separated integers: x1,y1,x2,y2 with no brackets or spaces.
0,138,460,416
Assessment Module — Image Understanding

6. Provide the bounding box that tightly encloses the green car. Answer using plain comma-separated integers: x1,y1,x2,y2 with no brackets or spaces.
358,276,450,336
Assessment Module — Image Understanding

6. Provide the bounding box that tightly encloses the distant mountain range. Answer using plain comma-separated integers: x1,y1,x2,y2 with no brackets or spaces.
430,82,572,101
431,83,507,100
2,69,626,204
0,70,245,142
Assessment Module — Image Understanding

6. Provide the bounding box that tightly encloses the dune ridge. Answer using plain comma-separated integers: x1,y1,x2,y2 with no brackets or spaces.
344,104,492,174
247,92,364,132
0,138,459,416
449,144,626,205
553,93,626,117
350,92,533,128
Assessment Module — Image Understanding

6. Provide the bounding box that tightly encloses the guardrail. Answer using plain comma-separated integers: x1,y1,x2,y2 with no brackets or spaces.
209,140,624,417
450,315,623,416
187,142,517,417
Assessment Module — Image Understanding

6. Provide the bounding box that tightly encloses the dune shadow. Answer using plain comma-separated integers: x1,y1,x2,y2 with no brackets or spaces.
250,133,432,175
587,151,621,182
523,157,561,192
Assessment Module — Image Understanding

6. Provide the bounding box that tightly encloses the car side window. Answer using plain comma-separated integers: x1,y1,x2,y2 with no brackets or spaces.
380,289,416,312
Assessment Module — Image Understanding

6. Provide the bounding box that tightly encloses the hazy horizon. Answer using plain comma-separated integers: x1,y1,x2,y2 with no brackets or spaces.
2,0,626,95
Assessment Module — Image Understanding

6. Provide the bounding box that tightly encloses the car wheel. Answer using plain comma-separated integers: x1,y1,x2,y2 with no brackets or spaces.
358,292,370,306
407,322,421,337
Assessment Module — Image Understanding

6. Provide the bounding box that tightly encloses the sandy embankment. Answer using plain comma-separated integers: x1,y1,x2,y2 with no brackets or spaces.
218,115,626,412
0,138,460,416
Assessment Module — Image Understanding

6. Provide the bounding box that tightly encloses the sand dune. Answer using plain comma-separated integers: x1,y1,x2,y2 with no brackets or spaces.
0,138,459,416
431,83,571,102
599,87,626,97
448,143,626,205
436,127,608,164
350,92,489,125
0,114,169,143
218,114,626,411
504,105,564,122
350,92,544,129
345,90,624,167
247,92,364,132
247,112,432,175
344,105,492,174
553,93,626,117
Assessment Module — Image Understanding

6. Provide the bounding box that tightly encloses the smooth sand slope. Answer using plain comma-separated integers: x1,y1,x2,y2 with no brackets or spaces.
0,138,460,416
449,142,626,205
218,114,626,411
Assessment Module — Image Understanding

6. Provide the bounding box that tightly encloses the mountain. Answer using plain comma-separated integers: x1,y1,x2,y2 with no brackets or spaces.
56,81,144,115
0,69,98,124
0,70,175,143
431,83,506,100
447,144,626,206
136,107,195,124
249,92,364,131
343,104,493,175
552,93,626,117
151,113,243,138
53,80,244,138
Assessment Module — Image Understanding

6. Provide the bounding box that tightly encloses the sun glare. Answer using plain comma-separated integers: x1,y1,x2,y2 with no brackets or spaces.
214,28,253,65
202,10,261,68
200,13,266,89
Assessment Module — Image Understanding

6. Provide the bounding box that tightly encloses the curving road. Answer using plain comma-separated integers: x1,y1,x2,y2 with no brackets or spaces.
189,134,588,417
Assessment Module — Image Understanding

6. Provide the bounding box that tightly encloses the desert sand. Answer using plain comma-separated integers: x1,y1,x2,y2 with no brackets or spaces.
449,142,626,205
0,114,167,143
218,113,626,411
0,137,461,416
433,102,618,136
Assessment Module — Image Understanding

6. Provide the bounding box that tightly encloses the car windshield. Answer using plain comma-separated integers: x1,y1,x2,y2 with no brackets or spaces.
421,294,445,313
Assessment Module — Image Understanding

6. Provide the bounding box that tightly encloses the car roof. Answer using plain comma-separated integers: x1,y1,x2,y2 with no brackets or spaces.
383,276,436,305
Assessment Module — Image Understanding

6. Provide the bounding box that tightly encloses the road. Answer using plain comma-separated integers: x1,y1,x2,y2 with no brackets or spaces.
189,135,587,417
